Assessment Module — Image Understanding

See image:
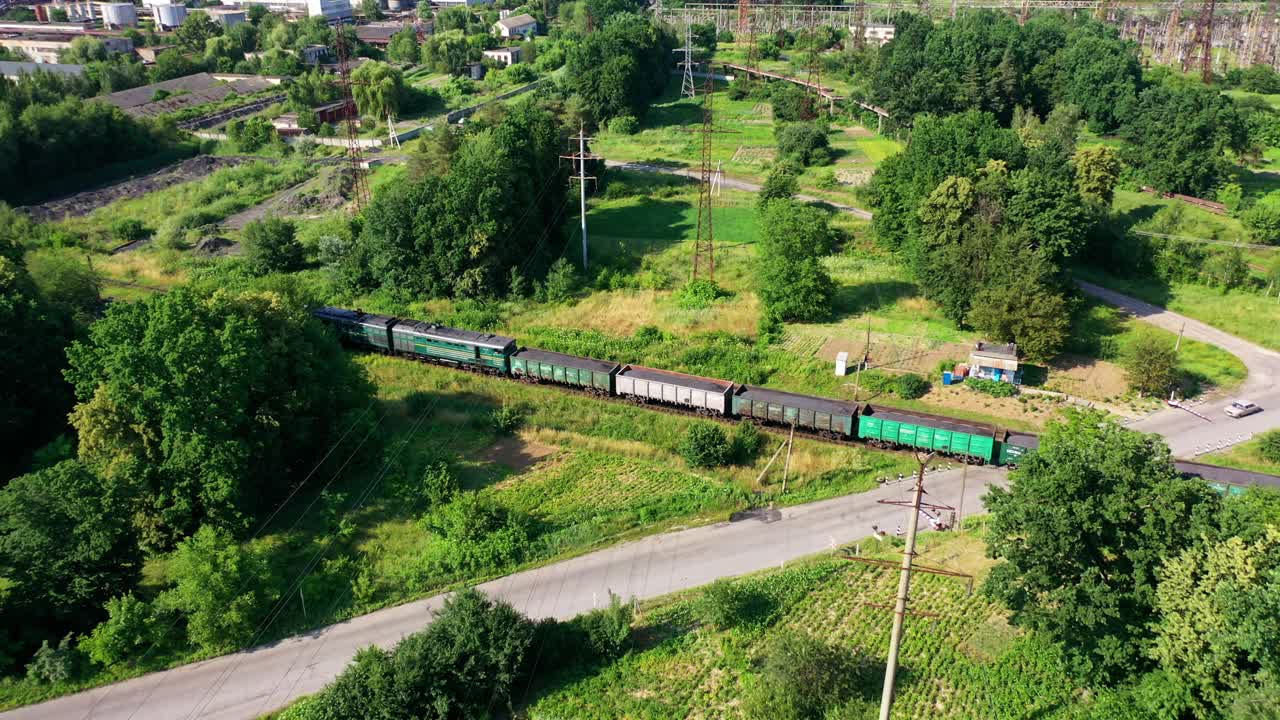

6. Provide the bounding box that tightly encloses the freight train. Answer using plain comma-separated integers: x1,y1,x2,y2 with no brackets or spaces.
313,306,1041,466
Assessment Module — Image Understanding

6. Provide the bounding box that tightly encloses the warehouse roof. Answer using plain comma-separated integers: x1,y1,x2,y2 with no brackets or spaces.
735,385,860,417
1174,460,1280,488
0,60,84,78
392,319,516,351
512,348,619,374
619,365,734,394
495,13,536,30
862,404,996,438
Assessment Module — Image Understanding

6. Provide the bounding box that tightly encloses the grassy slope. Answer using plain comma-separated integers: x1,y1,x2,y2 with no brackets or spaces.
0,356,913,711
525,524,1092,720
1201,435,1280,475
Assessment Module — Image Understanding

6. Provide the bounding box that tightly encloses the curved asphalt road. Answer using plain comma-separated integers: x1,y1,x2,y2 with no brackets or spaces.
2,466,1004,720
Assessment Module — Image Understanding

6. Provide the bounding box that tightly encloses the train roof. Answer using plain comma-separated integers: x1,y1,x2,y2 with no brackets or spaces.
1004,431,1040,449
512,347,620,374
313,306,397,329
735,384,861,417
392,319,516,351
862,403,997,438
1174,460,1280,488
618,364,735,394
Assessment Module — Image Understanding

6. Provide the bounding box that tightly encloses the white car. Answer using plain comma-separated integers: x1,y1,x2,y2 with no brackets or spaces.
1225,400,1262,419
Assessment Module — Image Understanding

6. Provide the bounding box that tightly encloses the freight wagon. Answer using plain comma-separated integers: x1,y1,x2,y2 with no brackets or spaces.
732,385,861,439
615,364,735,415
510,348,619,394
858,405,999,464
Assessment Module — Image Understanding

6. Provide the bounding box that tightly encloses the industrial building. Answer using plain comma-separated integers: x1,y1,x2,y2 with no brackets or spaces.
0,60,86,79
201,7,247,26
493,13,535,39
99,3,138,28
481,46,520,65
0,30,131,64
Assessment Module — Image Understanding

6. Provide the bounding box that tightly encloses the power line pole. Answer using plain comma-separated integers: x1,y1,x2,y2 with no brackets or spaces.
333,19,369,212
561,124,599,270
681,21,697,99
879,452,934,720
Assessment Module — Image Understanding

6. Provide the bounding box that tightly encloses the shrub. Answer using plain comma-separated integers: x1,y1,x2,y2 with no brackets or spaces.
816,168,838,190
110,218,147,243
424,492,528,572
490,405,524,435
731,421,764,464
697,579,771,629
717,29,735,43
242,217,304,276
82,595,165,668
677,278,725,309
26,635,80,684
894,373,929,399
757,311,784,345
571,592,633,662
775,122,831,166
1259,430,1280,464
542,258,579,303
858,370,897,396
964,377,1019,398
680,423,731,468
607,115,639,135
743,633,870,720
421,461,459,506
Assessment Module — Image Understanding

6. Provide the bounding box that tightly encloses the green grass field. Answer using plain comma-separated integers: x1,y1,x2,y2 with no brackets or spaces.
524,525,1096,719
1201,434,1280,476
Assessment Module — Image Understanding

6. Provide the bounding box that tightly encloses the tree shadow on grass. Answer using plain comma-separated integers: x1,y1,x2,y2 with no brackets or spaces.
588,197,695,271
830,279,918,319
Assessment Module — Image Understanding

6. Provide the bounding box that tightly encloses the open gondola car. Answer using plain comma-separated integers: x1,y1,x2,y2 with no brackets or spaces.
732,385,861,439
510,347,620,394
858,404,999,464
614,364,734,416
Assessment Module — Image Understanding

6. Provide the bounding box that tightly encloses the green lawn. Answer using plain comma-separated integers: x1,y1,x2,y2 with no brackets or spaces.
1076,266,1280,352
1201,434,1280,476
524,525,1096,719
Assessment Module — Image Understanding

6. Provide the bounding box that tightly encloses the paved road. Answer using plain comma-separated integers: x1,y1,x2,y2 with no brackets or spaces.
605,160,874,219
5,466,1005,720
1077,281,1280,457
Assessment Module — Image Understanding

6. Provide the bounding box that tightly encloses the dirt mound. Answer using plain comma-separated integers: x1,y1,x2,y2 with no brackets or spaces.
22,156,254,223
193,236,237,256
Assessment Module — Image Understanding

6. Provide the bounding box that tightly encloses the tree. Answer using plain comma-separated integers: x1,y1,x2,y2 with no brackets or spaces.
81,594,166,668
0,461,140,636
758,163,799,206
26,250,101,328
286,69,338,110
159,526,277,654
1151,529,1280,718
1242,192,1280,245
1073,145,1121,207
227,116,277,152
775,122,831,166
566,13,674,122
1122,331,1178,397
175,12,223,53
680,423,731,468
0,227,75,479
1202,248,1248,290
743,633,872,720
350,61,405,119
983,409,1220,683
59,36,108,64
1261,430,1280,464
65,287,374,547
359,0,384,20
242,217,304,275
385,26,419,64
407,123,460,179
756,199,834,321
1051,25,1142,133
149,48,198,82
1121,84,1246,196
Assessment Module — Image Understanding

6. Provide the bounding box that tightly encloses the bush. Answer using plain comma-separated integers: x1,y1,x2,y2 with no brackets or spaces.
894,373,929,399
26,635,80,684
82,595,165,668
490,405,524,435
757,311,784,345
424,492,528,572
571,592,633,662
110,218,148,244
607,115,639,135
776,122,831,166
742,633,871,720
541,257,579,303
964,377,1019,398
242,217,304,276
731,421,764,464
420,461,459,506
697,579,771,629
680,423,731,468
677,278,725,309
1259,430,1280,464
717,29,735,43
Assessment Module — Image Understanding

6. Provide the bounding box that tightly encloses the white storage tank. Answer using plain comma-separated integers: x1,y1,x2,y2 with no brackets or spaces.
100,2,138,28
154,3,186,29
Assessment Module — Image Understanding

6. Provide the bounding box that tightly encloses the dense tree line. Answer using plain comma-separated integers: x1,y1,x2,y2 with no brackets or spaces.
985,409,1280,718
565,12,674,123
337,101,569,298
867,109,1116,360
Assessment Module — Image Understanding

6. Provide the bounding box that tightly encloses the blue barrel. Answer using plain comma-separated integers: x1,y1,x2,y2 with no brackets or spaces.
942,371,953,386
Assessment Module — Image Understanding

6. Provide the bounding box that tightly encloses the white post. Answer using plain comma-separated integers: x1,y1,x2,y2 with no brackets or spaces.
579,123,588,270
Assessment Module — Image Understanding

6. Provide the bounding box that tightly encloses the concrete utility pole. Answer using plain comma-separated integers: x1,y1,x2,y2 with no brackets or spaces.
879,452,933,720
561,124,598,270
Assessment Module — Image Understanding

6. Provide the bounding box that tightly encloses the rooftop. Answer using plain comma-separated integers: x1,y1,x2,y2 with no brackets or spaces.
971,341,1018,361
0,60,85,77
95,72,277,117
495,13,536,29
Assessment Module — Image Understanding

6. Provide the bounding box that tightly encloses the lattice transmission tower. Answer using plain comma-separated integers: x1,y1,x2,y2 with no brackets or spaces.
693,73,717,281
333,20,369,212
680,21,698,99
1185,0,1217,83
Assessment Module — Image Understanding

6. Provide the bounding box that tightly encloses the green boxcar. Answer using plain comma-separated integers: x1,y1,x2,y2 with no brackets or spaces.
510,348,619,392
998,432,1040,466
312,307,396,350
391,319,516,372
732,385,860,436
857,406,998,463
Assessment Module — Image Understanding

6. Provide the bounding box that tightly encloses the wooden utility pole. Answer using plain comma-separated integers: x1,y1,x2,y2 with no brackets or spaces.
878,452,934,720
955,462,968,532
781,421,796,494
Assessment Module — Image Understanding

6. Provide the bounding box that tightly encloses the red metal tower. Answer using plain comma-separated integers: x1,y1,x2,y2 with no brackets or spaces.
1186,0,1217,83
333,20,369,212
